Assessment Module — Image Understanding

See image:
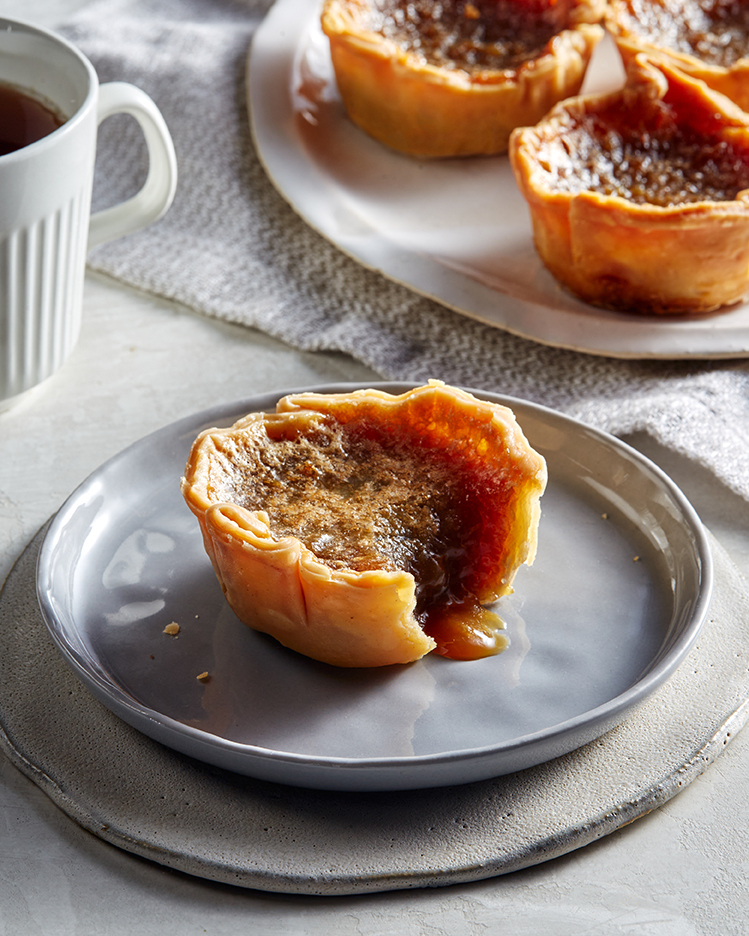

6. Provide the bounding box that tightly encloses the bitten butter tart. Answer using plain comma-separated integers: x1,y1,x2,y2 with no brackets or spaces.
181,383,547,668
509,54,749,315
320,0,605,157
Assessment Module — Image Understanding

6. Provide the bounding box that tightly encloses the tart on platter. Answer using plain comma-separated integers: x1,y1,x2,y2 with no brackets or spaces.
606,0,749,112
181,383,547,668
320,0,606,157
509,54,749,315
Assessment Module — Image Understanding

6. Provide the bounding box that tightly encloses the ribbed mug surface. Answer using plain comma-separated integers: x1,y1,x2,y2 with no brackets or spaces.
1,190,89,399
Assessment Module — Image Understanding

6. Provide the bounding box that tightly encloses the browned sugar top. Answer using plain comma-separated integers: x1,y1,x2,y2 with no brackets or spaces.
617,0,749,67
366,0,566,73
535,109,749,205
205,415,516,617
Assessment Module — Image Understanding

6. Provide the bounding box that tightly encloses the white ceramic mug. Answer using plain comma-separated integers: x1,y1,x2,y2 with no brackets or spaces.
0,17,177,407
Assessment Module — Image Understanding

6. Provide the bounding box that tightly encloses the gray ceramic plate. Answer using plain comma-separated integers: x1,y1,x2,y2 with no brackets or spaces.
36,384,712,791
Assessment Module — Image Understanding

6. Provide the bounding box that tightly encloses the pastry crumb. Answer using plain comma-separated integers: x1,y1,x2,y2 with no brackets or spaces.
196,671,210,682
163,622,180,636
601,512,608,520
633,555,640,562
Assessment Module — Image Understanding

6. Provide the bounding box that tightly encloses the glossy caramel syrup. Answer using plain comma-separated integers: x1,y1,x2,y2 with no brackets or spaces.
369,0,575,73
617,0,749,68
535,83,749,206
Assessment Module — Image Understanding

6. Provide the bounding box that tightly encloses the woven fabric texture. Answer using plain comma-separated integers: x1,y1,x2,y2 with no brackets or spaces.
60,0,749,500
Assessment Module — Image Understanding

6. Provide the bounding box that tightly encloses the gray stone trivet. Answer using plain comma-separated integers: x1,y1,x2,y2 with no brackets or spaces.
1,524,748,896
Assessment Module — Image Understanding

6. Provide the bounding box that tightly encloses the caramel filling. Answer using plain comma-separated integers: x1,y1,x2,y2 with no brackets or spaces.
206,414,522,659
367,0,573,73
535,108,749,205
616,0,749,68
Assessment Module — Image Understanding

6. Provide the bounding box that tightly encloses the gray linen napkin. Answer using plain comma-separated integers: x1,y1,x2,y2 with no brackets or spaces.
59,0,749,500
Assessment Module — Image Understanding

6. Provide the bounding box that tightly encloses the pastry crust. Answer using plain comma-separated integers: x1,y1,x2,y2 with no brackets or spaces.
320,0,605,157
606,0,749,112
509,54,749,315
181,383,547,668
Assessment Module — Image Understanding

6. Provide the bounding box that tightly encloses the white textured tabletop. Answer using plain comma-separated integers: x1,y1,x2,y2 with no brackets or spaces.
2,1,749,933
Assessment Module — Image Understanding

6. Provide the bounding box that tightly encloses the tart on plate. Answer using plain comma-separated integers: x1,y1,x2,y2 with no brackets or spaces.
606,0,749,112
181,382,547,668
320,0,606,157
509,54,749,315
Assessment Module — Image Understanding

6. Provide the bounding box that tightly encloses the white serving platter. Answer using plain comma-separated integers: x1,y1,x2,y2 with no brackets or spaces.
247,0,749,359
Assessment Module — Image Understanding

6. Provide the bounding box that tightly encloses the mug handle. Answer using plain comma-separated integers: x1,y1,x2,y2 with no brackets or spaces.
87,82,178,251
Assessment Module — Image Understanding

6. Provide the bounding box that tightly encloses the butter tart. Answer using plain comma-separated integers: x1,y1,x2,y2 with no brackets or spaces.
320,0,606,157
509,55,749,315
181,382,547,668
606,0,749,112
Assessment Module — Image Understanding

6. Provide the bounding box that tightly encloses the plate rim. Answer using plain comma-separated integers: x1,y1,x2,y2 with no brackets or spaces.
35,383,714,788
246,0,749,361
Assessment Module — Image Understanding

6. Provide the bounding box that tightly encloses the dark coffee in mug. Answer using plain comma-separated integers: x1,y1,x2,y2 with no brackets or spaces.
0,82,64,156
0,15,176,405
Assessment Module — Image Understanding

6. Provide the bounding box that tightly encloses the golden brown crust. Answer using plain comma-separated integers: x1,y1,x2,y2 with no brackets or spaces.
181,383,547,668
321,0,605,157
509,55,749,315
606,0,749,112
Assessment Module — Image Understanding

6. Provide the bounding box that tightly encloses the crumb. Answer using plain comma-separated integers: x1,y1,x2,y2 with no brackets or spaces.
196,671,210,682
149,654,155,660
633,555,640,562
163,622,180,636
601,513,608,520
